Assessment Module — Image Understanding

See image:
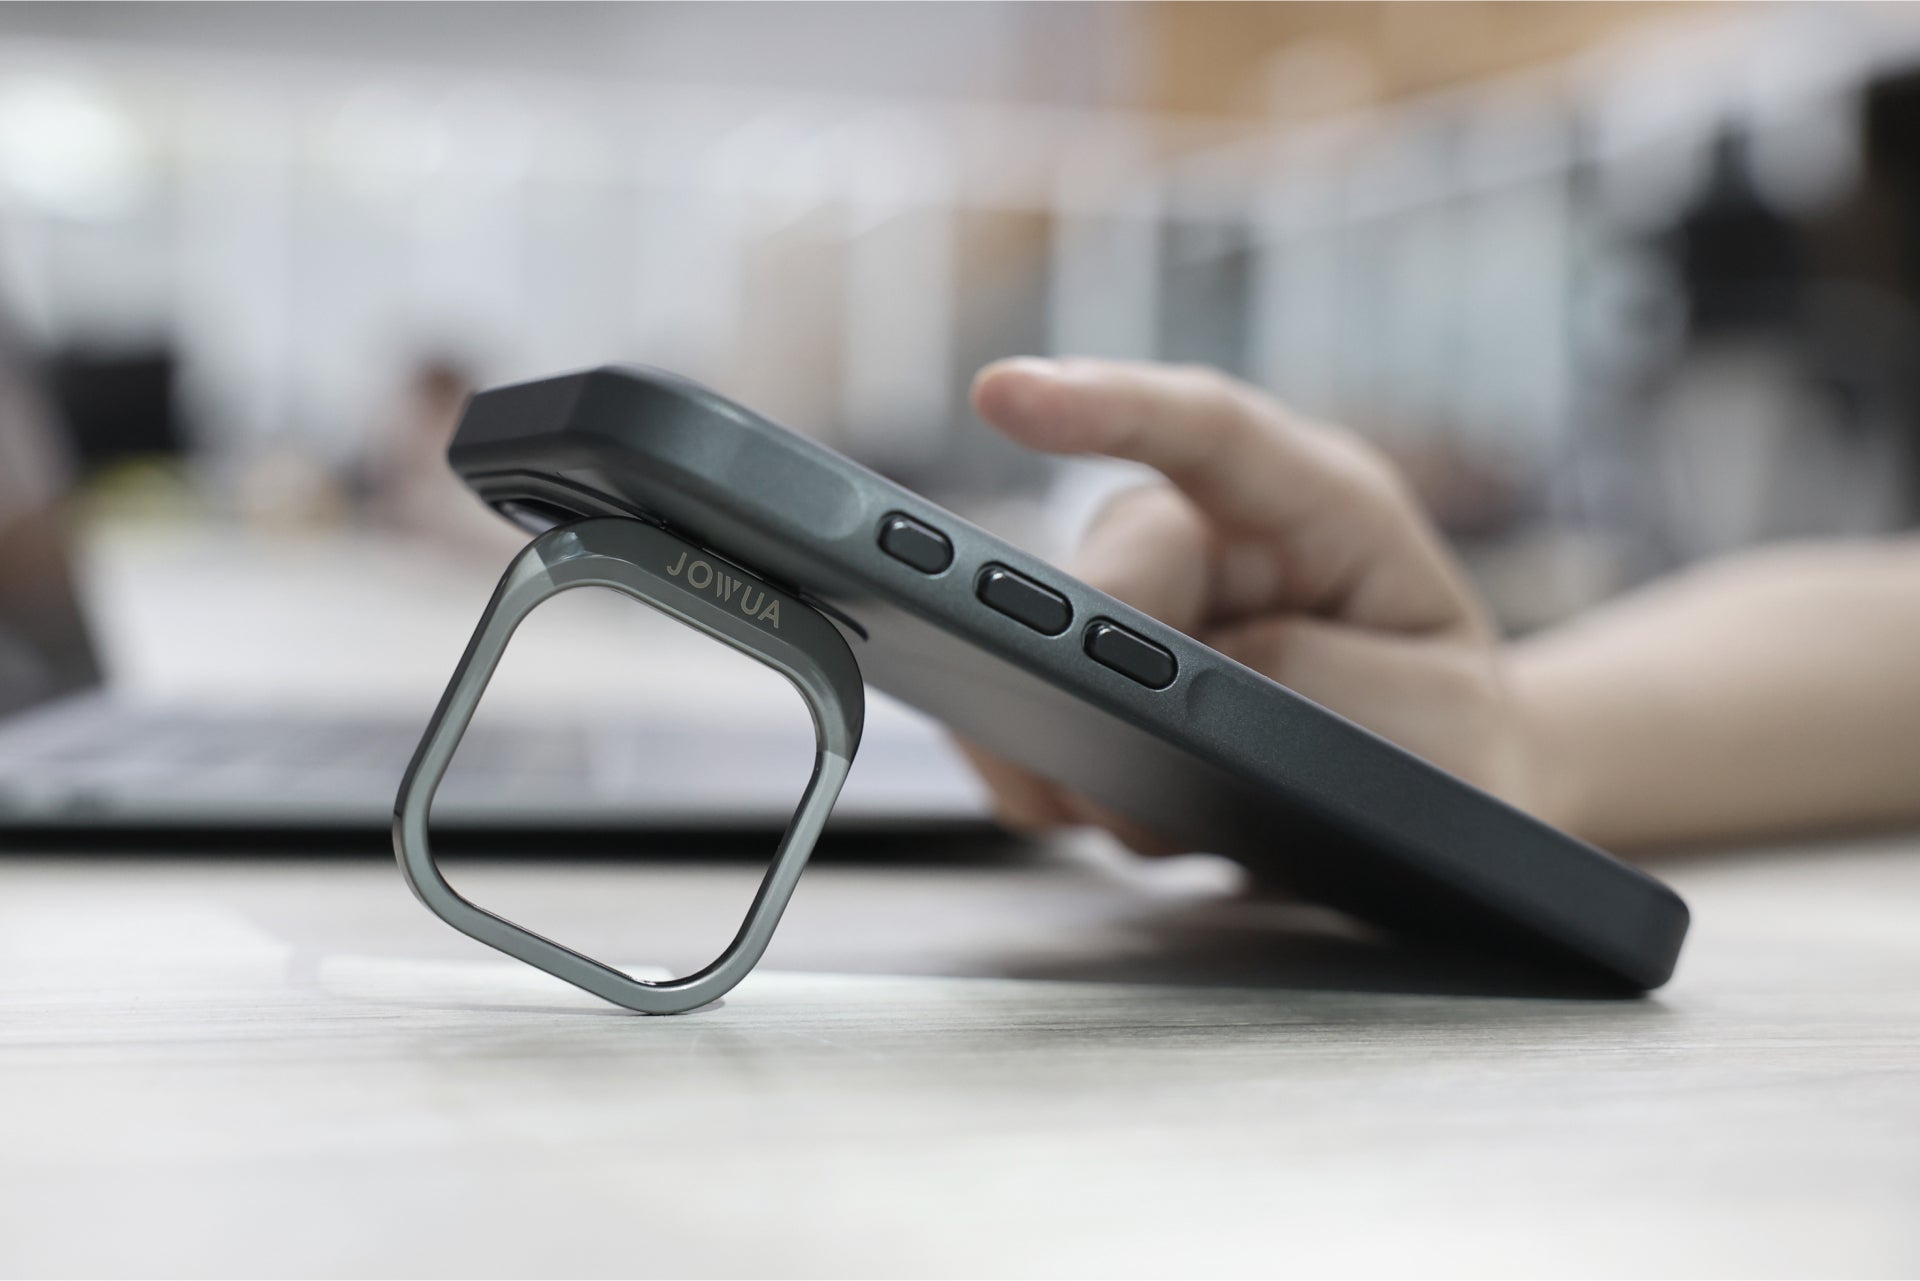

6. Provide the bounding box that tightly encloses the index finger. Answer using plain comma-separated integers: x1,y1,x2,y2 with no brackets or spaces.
973,357,1385,535
972,357,1483,635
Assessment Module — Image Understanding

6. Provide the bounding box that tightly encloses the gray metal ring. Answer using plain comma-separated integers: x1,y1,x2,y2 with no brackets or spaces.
392,517,865,1014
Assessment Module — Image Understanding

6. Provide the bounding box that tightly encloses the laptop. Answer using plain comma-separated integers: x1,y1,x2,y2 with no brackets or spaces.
0,349,988,837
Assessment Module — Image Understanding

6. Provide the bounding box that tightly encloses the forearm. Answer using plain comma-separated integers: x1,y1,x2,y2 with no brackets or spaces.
1510,539,1920,851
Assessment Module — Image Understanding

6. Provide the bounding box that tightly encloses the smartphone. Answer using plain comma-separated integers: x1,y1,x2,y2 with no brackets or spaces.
447,364,1690,990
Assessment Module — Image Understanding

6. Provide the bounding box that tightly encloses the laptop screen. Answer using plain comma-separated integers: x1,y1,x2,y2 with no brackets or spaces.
0,326,103,720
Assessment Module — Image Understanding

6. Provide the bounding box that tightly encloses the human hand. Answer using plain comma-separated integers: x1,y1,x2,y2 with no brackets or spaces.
959,357,1548,854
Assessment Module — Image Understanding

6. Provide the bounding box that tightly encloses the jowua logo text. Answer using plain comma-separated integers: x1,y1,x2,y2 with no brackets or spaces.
665,550,781,628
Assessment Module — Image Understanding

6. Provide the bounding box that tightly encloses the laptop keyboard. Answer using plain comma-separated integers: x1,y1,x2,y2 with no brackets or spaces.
0,695,982,825
4,707,592,778
21,710,828,776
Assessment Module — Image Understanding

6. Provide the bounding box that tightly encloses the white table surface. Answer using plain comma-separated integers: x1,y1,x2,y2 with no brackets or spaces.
18,520,1920,1277
1,828,1917,1278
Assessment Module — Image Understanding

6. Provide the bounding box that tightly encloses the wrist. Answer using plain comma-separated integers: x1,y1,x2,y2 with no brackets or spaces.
1502,643,1592,842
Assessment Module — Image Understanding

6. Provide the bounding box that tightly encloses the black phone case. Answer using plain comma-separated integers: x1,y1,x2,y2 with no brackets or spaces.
448,364,1690,990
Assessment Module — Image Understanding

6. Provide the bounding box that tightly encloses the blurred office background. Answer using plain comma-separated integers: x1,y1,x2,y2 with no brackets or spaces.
4,0,1920,678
